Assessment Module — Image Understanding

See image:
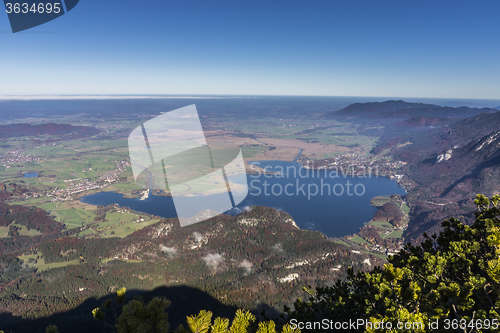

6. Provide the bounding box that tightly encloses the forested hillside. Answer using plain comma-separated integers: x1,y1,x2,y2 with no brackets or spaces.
0,206,380,331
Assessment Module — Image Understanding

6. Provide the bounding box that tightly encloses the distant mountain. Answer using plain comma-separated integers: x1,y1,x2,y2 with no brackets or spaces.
327,100,498,121
0,123,99,139
327,100,435,118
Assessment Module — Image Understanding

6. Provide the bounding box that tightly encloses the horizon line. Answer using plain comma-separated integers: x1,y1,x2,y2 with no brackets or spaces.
0,94,500,101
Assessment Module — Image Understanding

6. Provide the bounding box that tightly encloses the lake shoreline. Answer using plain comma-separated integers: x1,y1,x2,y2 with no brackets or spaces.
82,160,406,239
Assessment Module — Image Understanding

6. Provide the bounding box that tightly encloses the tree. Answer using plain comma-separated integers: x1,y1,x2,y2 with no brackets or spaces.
286,194,500,332
176,309,299,333
46,326,59,333
116,297,170,333
92,287,170,333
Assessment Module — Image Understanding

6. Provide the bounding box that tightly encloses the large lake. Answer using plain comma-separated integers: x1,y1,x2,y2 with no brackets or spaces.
81,160,406,238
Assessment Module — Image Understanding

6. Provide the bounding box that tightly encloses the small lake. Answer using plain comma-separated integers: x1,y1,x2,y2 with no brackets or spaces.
81,160,406,238
23,172,38,178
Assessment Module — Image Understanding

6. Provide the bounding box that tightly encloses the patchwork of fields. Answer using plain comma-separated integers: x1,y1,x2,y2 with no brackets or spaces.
0,109,390,267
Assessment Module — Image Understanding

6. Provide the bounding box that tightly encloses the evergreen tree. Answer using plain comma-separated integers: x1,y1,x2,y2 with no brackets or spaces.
177,309,299,333
286,194,500,332
46,326,59,333
92,287,170,333
116,297,170,333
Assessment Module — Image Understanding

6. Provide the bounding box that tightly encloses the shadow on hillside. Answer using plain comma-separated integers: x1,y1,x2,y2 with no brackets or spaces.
0,285,247,333
440,154,500,198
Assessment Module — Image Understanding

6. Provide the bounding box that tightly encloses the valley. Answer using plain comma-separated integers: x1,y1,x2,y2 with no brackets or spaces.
0,96,499,330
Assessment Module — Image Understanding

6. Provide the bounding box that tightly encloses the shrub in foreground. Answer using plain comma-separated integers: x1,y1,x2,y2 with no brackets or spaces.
286,194,500,332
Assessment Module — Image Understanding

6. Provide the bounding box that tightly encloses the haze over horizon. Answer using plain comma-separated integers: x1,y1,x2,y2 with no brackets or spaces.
1,0,500,99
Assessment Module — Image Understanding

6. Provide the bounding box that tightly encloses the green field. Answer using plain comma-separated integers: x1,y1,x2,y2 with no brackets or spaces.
1,200,162,240
350,236,368,244
241,145,269,158
370,196,392,207
78,228,95,237
94,217,161,238
42,201,95,226
331,238,350,247
105,181,143,194
0,224,42,238
369,220,393,229
55,208,92,226
13,224,42,236
359,249,387,260
213,116,376,151
87,209,161,238
401,203,410,214
37,202,57,211
35,259,81,271
385,230,403,239
18,253,81,272
1,137,131,191
39,154,119,181
0,226,9,237
9,197,48,206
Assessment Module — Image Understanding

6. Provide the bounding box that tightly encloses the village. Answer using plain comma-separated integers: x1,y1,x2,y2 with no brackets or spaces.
47,160,131,202
299,154,410,188
0,149,41,167
4,158,132,202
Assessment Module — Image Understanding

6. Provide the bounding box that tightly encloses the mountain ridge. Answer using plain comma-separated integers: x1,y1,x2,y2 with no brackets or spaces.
327,100,498,121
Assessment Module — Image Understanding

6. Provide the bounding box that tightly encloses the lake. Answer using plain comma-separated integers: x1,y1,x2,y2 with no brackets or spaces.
23,172,38,178
81,160,406,238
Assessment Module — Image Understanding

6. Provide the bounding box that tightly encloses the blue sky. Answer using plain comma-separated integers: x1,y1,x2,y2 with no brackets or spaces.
1,0,499,98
